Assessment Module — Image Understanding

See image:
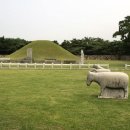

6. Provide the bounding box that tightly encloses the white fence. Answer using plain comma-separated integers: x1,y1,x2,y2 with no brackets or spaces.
0,58,10,61
0,62,109,70
125,64,130,69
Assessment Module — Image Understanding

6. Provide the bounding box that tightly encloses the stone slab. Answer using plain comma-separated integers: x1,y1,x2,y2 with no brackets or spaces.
98,88,126,99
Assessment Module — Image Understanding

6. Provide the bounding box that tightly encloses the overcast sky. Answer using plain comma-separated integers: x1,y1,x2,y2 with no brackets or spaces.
0,0,130,43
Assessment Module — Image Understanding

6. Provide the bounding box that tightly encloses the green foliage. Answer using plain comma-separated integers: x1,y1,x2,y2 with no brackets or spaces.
113,16,130,42
0,36,30,55
61,37,112,55
61,36,130,55
113,16,130,54
53,40,59,45
0,69,130,130
9,40,79,62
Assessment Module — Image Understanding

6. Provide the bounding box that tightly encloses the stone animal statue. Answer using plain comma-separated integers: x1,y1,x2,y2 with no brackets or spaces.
86,71,129,98
93,64,104,69
91,64,111,72
91,68,111,72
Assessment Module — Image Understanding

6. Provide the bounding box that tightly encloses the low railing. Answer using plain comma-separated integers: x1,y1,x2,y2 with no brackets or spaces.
0,63,109,70
0,58,10,61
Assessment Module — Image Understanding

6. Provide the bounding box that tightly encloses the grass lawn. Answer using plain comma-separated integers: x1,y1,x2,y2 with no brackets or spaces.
0,69,130,130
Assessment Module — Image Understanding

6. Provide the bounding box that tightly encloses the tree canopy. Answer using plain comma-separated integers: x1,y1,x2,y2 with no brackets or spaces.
113,16,130,42
0,36,30,55
61,37,124,55
113,16,130,54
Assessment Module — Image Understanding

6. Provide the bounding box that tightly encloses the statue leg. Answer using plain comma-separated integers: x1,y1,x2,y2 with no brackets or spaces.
98,86,105,98
124,87,128,99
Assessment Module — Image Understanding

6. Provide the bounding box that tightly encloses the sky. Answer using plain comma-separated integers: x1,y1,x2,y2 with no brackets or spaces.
0,0,130,43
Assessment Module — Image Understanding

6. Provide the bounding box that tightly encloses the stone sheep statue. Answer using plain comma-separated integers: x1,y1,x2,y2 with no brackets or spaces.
91,64,111,72
91,68,111,72
86,71,129,99
93,64,104,69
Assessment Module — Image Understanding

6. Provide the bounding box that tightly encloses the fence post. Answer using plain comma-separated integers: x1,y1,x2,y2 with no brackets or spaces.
52,63,54,69
9,63,11,69
43,63,45,69
25,63,27,69
70,63,72,70
88,64,90,69
17,63,19,69
79,64,81,69
0,62,2,69
61,63,63,69
125,64,127,69
34,63,36,69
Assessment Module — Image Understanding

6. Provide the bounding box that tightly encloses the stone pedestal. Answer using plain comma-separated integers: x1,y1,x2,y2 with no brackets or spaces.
98,88,126,99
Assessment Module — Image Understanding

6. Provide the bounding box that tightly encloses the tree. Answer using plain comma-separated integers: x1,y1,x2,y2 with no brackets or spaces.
61,40,71,50
113,16,130,54
113,16,130,42
53,40,59,45
0,36,30,55
61,37,111,55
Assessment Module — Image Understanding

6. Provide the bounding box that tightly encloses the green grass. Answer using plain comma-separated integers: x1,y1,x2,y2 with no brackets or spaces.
9,40,79,62
0,69,130,130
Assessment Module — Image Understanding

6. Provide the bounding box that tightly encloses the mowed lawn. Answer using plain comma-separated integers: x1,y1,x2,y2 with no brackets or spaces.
0,70,130,130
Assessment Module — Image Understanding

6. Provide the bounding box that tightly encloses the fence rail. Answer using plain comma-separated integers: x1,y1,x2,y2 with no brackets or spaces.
0,62,109,70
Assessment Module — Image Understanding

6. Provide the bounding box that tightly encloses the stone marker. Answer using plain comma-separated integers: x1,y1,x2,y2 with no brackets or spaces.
81,49,84,64
27,48,32,63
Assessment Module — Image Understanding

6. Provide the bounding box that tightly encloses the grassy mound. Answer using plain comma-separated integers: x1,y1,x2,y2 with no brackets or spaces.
9,40,79,62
